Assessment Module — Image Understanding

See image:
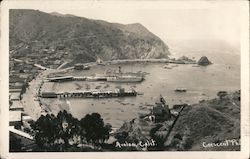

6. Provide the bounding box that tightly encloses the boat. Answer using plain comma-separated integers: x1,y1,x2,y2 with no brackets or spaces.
106,75,144,82
175,88,187,92
163,65,172,69
105,66,144,82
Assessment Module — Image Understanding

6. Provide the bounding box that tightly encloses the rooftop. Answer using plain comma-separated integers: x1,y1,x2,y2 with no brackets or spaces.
10,101,23,110
9,110,22,122
10,92,21,101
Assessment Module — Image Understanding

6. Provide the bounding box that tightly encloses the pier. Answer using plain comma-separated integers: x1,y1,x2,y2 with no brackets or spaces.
40,88,137,99
46,74,144,83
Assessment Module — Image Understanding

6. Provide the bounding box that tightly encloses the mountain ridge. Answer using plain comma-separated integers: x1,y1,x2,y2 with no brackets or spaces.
9,9,170,63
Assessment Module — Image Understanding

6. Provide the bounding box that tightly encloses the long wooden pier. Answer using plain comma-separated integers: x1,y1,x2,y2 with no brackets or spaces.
40,88,137,99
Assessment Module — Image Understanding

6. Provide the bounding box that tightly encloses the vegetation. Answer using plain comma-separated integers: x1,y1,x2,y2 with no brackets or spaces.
149,124,165,149
13,91,240,152
217,91,228,99
113,91,240,151
10,9,170,64
30,110,112,151
9,134,22,152
167,90,240,151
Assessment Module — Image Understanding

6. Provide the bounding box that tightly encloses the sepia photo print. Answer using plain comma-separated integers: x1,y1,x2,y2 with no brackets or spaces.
1,0,249,159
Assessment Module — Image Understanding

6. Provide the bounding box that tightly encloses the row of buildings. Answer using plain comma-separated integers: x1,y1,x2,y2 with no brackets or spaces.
9,42,73,131
8,41,77,151
9,57,36,152
9,44,63,151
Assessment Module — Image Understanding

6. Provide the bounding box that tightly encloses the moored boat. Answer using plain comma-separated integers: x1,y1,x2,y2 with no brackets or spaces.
174,88,187,92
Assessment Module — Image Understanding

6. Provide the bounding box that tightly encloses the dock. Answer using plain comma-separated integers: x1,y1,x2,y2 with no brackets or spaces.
46,74,144,83
40,88,137,99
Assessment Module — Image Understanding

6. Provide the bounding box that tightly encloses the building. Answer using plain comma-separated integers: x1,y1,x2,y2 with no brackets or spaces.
74,63,84,70
9,110,22,129
10,101,24,111
9,92,21,101
96,58,104,65
41,92,58,98
47,76,73,82
9,88,22,93
74,63,90,70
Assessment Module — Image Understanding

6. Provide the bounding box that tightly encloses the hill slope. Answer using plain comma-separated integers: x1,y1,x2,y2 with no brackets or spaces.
113,91,240,151
166,91,240,151
9,9,170,63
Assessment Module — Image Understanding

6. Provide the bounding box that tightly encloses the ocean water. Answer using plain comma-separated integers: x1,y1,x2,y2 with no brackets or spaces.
41,53,240,128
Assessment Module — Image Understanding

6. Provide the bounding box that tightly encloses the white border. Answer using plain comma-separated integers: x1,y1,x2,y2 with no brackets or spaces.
1,1,249,159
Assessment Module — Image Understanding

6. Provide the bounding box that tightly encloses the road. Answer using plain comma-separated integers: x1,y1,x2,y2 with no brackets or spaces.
57,61,69,70
21,69,57,120
34,64,48,70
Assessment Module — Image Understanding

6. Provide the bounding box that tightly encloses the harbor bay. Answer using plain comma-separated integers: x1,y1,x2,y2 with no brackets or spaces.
40,59,240,128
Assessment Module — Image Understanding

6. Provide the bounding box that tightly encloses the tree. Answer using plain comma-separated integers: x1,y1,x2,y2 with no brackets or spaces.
80,113,111,144
31,114,57,150
149,124,165,149
9,134,22,152
55,110,81,147
31,110,81,151
115,131,129,143
31,111,112,151
102,123,112,142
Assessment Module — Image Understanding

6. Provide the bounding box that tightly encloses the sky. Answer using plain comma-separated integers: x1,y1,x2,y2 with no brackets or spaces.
37,1,244,48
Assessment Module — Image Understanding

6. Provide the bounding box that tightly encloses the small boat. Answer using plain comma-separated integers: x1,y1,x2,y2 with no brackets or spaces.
175,88,187,92
163,65,172,69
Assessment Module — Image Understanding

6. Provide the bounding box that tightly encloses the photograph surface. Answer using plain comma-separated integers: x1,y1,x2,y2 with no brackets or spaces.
5,1,245,154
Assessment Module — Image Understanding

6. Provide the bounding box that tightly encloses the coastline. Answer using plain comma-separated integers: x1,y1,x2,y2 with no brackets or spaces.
20,58,196,121
21,57,240,123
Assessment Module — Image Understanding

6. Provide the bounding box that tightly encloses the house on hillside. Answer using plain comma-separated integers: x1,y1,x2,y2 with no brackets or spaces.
96,58,104,65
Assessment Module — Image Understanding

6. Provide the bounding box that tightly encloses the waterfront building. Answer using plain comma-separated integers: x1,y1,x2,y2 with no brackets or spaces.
41,92,58,98
47,76,74,82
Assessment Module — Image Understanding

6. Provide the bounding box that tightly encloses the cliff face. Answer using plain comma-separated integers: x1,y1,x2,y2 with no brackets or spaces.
9,9,170,63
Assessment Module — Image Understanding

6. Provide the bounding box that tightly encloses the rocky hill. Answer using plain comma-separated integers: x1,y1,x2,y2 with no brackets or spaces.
165,90,240,151
9,9,170,63
114,91,240,151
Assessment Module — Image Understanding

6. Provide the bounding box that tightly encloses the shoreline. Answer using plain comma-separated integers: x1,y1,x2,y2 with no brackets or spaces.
20,58,204,121
21,69,55,120
19,59,241,150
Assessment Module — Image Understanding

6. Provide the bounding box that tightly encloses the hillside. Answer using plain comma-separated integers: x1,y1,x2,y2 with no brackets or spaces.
113,91,240,151
9,9,170,64
166,90,240,151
